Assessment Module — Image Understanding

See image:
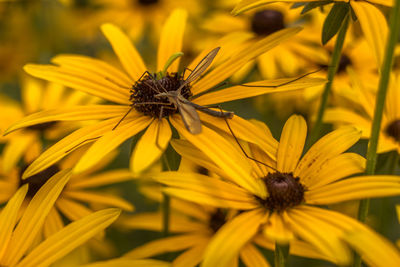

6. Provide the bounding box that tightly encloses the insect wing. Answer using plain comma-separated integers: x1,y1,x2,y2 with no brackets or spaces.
177,47,220,93
176,99,202,134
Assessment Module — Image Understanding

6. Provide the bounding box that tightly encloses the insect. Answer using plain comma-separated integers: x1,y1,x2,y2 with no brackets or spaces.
154,47,233,134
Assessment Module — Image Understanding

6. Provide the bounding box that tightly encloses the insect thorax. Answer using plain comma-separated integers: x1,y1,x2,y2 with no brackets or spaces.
130,72,193,118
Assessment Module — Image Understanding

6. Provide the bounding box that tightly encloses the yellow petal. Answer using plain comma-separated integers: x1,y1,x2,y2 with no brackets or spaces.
101,23,147,81
22,77,42,113
306,153,365,190
0,185,28,261
157,9,187,72
3,169,71,266
306,175,400,204
56,198,92,221
23,64,130,105
68,169,134,189
192,27,302,95
124,234,207,259
231,0,312,15
131,118,171,173
277,115,307,173
197,113,278,160
194,76,326,105
285,208,352,265
22,117,126,179
63,190,134,211
324,108,372,137
171,116,266,198
239,243,271,267
74,116,152,173
52,54,134,87
201,209,264,267
4,105,130,135
173,241,209,267
351,1,388,66
16,208,121,267
295,127,361,185
263,212,294,244
81,259,171,267
2,134,36,173
43,207,64,238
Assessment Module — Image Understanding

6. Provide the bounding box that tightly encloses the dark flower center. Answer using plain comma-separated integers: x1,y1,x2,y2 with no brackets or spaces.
26,121,58,132
209,209,227,233
257,172,306,212
138,0,158,6
131,72,192,118
337,54,352,73
19,164,60,198
251,10,285,36
385,120,400,143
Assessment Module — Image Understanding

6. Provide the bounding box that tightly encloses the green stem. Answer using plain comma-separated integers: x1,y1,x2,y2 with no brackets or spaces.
308,14,350,146
354,0,400,266
161,153,172,237
274,242,290,267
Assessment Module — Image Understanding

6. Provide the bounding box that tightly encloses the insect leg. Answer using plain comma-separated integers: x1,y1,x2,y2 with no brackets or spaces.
65,136,102,154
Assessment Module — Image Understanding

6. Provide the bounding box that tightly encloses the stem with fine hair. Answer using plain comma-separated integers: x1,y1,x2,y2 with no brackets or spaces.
354,0,400,266
308,15,350,146
275,242,290,267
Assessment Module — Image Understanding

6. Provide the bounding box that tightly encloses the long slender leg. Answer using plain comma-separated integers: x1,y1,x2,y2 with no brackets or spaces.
217,106,277,171
240,68,323,88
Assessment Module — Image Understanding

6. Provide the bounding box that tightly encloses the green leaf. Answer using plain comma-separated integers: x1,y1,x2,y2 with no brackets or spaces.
290,2,307,9
301,1,333,15
321,2,350,45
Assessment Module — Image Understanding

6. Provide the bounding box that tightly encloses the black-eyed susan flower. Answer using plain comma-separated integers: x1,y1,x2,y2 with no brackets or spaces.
0,140,133,239
0,175,120,267
6,9,324,177
325,70,400,154
150,114,400,266
116,182,334,266
233,0,390,67
202,3,326,80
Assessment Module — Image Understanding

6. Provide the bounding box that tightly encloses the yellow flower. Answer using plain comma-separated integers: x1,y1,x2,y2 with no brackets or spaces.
117,183,333,266
6,9,324,177
150,115,400,266
0,141,133,239
0,170,121,267
325,70,400,154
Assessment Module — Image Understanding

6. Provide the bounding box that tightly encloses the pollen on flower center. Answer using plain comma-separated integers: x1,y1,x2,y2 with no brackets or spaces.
130,72,192,118
251,10,285,36
138,0,158,6
209,209,227,233
19,164,60,198
385,119,400,143
257,172,306,212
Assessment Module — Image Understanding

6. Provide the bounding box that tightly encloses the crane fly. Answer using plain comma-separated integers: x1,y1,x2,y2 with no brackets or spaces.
154,47,234,134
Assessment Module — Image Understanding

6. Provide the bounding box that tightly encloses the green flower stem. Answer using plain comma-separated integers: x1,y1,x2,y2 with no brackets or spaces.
274,242,290,267
308,14,350,146
161,153,172,237
354,0,400,266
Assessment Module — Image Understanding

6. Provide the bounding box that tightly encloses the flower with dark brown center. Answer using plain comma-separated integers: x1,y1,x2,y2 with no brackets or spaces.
130,72,192,118
19,164,61,198
138,0,158,6
257,172,306,212
385,120,400,143
209,209,227,233
337,54,352,74
251,10,285,36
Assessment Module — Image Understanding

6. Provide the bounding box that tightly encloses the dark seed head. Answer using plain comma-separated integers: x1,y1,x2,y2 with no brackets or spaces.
257,172,306,212
337,54,352,73
19,164,61,198
26,121,58,132
251,10,285,36
138,0,158,6
385,120,400,143
131,72,192,118
209,209,227,233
